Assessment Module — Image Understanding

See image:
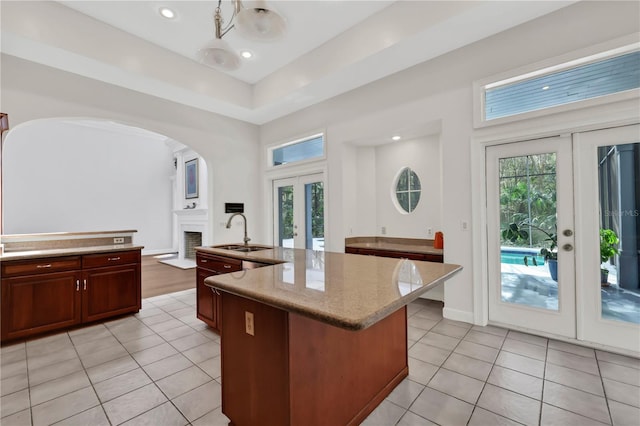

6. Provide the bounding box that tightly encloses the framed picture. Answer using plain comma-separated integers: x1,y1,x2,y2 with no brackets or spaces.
185,159,199,199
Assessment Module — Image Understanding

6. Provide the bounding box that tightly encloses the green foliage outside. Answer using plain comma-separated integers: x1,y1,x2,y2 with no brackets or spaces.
278,182,324,242
499,154,557,249
600,229,620,272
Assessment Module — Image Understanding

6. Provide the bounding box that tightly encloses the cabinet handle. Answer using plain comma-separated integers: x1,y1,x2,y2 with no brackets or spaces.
202,259,208,263
83,279,87,290
223,264,232,269
76,280,80,291
36,264,52,269
108,257,121,261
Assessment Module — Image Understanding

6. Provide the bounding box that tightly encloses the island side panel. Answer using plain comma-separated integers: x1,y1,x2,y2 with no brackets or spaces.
221,292,290,426
288,308,408,426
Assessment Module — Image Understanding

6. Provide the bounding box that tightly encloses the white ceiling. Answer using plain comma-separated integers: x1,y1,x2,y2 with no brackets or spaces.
1,1,577,124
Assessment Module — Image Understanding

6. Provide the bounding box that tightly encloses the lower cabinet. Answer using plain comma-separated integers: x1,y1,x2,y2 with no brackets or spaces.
0,250,141,342
83,263,141,323
1,270,83,341
346,246,443,263
196,252,243,334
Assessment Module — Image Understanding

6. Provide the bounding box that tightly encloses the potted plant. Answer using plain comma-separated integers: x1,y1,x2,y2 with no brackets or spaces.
600,228,619,286
502,222,558,281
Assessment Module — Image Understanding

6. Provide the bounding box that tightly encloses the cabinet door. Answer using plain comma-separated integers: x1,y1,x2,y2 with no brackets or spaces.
82,264,140,323
1,271,82,340
197,268,219,331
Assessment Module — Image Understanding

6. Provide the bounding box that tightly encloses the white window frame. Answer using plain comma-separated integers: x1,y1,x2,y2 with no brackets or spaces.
473,33,640,129
266,132,326,170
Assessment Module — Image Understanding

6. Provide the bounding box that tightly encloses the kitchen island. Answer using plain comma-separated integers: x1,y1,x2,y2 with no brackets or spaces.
202,247,461,426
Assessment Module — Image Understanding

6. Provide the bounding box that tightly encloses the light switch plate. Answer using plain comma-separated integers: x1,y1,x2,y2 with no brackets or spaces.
245,311,254,336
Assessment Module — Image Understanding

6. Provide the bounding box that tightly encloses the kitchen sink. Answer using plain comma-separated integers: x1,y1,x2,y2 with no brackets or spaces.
214,245,271,252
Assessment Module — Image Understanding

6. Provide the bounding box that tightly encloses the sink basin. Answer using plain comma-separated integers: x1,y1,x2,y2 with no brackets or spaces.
214,245,271,252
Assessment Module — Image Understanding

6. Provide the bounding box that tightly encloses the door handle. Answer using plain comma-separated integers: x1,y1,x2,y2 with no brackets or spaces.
562,244,574,251
294,233,298,237
563,229,573,237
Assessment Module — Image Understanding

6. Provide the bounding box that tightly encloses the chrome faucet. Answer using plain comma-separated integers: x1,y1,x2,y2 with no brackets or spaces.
226,213,251,246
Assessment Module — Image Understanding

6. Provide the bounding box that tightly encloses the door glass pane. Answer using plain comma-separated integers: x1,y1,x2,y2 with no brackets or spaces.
278,185,294,248
499,153,559,310
598,142,640,324
305,181,324,251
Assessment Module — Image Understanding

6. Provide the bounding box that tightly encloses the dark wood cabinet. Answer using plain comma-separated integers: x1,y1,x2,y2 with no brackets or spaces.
82,251,141,323
196,252,242,333
346,246,443,263
221,291,407,425
1,250,141,342
1,271,82,341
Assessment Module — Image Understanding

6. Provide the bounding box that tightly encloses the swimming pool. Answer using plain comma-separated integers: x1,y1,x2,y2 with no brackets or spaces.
500,248,544,265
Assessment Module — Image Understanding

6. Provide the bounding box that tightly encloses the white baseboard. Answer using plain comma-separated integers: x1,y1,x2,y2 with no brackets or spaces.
443,307,474,325
420,286,444,301
142,248,176,256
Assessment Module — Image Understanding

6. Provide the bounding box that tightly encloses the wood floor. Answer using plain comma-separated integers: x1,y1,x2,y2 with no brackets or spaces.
141,254,196,298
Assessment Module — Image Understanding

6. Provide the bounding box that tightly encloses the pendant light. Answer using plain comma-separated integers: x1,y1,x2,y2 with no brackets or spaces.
198,0,286,71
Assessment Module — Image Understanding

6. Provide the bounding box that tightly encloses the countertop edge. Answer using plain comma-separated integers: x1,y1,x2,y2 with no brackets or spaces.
205,264,462,330
0,244,145,261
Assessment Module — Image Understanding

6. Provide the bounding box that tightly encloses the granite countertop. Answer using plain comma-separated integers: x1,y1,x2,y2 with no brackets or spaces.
345,237,443,255
0,244,145,261
204,247,461,330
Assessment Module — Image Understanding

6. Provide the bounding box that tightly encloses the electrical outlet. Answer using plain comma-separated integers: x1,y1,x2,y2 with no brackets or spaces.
461,221,469,231
381,226,386,235
427,228,433,237
113,237,124,244
245,311,254,336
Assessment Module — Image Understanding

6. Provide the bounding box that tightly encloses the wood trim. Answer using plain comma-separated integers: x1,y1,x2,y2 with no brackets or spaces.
220,291,408,426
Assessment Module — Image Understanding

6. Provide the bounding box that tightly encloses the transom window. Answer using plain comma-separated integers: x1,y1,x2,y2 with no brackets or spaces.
477,43,640,126
270,134,324,167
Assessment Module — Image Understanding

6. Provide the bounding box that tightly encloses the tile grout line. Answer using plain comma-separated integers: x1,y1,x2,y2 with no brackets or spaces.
464,325,511,426
103,298,217,425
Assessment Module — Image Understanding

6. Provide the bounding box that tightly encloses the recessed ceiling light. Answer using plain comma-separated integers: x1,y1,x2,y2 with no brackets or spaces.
159,7,175,19
542,85,550,90
240,50,253,59
392,135,401,141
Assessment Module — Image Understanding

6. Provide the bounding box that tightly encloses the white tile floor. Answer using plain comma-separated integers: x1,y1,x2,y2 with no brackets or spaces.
1,289,639,426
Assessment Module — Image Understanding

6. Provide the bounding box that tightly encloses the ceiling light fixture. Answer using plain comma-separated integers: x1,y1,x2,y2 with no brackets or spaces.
392,135,401,141
240,50,253,59
159,7,175,19
198,0,286,71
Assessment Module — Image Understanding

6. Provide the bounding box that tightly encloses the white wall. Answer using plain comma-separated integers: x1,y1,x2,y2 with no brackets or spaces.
259,1,640,323
3,120,175,253
1,55,262,247
374,136,441,239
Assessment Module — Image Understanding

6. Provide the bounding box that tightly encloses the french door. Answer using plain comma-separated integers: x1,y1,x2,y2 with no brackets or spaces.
487,136,577,338
273,173,325,250
487,126,640,351
575,125,639,352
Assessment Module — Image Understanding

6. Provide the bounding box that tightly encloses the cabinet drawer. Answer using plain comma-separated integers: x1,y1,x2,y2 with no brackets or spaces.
197,253,242,274
83,250,140,268
1,257,81,277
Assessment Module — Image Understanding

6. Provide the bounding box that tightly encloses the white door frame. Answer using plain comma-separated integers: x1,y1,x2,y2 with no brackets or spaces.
486,136,576,338
574,124,640,352
272,172,325,249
